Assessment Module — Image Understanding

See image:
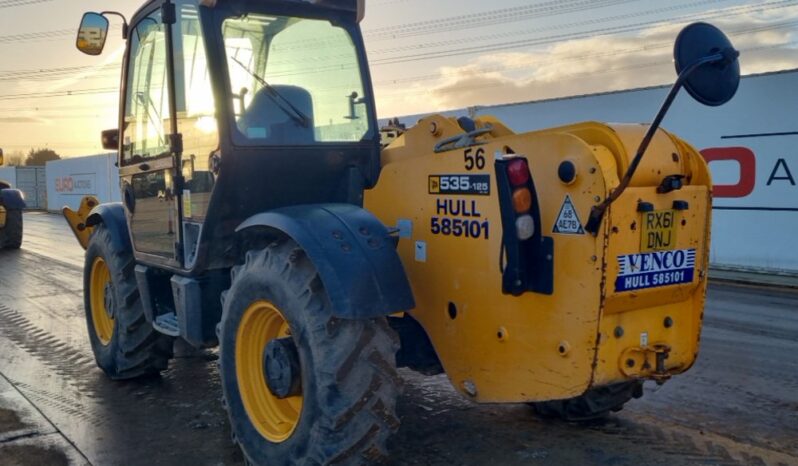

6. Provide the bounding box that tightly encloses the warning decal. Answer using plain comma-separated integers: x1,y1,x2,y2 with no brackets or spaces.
553,195,585,235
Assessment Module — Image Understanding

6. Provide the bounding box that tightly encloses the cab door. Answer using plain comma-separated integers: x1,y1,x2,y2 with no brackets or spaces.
120,8,180,266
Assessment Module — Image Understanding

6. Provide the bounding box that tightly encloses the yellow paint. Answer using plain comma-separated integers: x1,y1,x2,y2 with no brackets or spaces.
89,256,115,346
62,195,100,250
365,115,710,403
236,300,302,443
0,206,6,228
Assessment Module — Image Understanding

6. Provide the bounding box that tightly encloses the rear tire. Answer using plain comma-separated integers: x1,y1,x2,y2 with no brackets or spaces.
531,381,643,422
1,208,22,249
219,239,401,466
84,223,173,379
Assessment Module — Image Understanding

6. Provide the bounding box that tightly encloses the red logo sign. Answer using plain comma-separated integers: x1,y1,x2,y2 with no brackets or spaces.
55,176,74,193
700,147,756,198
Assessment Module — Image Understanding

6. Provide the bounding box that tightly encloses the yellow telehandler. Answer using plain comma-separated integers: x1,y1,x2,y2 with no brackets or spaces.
64,1,739,464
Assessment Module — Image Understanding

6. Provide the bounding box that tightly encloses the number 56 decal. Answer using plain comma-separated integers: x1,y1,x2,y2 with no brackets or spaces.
464,148,486,171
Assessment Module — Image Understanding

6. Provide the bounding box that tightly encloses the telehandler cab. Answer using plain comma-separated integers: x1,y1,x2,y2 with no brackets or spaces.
0,149,25,249
65,1,739,464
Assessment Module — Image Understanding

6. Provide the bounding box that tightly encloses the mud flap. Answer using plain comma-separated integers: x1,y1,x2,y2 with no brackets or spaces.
236,204,415,319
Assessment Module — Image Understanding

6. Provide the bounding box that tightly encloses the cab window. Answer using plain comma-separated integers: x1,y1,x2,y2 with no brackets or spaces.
222,14,371,145
175,2,217,221
123,10,170,164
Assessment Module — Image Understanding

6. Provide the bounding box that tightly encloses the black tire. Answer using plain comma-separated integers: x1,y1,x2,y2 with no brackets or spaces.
84,223,173,379
1,208,22,249
531,381,643,422
219,239,401,466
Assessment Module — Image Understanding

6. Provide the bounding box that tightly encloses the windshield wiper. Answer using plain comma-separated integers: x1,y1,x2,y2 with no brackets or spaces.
230,56,311,129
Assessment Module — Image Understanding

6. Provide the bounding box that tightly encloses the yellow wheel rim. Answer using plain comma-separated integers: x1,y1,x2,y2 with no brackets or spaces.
89,257,115,346
236,300,303,443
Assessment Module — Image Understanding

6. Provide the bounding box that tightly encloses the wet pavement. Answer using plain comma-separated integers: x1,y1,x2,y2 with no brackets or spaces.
0,212,796,466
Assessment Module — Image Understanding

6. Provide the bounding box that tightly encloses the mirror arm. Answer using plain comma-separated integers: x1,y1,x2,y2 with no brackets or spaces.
584,51,733,235
100,11,129,39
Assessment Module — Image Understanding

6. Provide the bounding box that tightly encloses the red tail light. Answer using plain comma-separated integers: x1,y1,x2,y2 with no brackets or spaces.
507,159,530,186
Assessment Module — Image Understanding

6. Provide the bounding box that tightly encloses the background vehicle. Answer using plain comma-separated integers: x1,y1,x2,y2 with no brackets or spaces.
64,1,739,464
0,149,25,249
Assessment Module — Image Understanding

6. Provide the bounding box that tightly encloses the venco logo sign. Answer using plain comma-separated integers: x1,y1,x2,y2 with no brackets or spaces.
615,249,696,292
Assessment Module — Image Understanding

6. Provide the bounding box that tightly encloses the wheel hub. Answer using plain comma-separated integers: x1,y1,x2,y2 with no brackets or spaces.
263,337,302,399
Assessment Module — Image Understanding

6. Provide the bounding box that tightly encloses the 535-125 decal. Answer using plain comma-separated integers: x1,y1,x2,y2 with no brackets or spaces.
429,174,490,195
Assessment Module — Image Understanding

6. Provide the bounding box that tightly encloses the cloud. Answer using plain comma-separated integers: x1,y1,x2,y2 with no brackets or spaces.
372,6,798,117
0,116,47,123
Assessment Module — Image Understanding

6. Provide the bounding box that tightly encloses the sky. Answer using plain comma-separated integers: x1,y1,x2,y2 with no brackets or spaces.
0,0,797,158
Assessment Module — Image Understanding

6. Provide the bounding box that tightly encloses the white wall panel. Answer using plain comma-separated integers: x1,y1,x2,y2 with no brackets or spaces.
46,154,121,212
0,167,17,187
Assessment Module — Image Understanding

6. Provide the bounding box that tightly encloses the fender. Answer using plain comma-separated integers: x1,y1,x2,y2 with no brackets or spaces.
0,189,26,210
86,202,132,252
236,204,415,319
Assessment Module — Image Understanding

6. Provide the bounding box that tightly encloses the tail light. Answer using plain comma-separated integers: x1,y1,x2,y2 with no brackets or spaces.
495,156,554,296
515,214,535,240
507,159,530,185
512,188,532,214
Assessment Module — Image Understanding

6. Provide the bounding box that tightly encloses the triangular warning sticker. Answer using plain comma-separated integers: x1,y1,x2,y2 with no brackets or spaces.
553,194,585,235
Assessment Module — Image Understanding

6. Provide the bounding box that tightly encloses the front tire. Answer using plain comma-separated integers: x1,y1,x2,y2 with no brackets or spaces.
219,239,401,466
84,223,173,379
1,208,22,249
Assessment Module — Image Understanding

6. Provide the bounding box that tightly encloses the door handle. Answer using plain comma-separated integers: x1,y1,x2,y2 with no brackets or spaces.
139,163,150,171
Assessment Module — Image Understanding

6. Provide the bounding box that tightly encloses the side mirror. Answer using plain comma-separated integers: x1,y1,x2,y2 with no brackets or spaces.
674,22,740,107
76,12,109,56
355,0,365,23
584,22,739,235
313,0,365,23
102,129,120,150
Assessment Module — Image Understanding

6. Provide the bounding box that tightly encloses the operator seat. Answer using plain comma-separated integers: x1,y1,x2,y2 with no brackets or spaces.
237,85,315,144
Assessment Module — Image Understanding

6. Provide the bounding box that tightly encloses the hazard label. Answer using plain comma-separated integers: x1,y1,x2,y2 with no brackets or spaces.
553,195,585,235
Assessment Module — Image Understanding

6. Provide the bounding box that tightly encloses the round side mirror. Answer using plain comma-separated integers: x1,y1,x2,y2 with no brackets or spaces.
76,12,109,56
674,22,740,107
